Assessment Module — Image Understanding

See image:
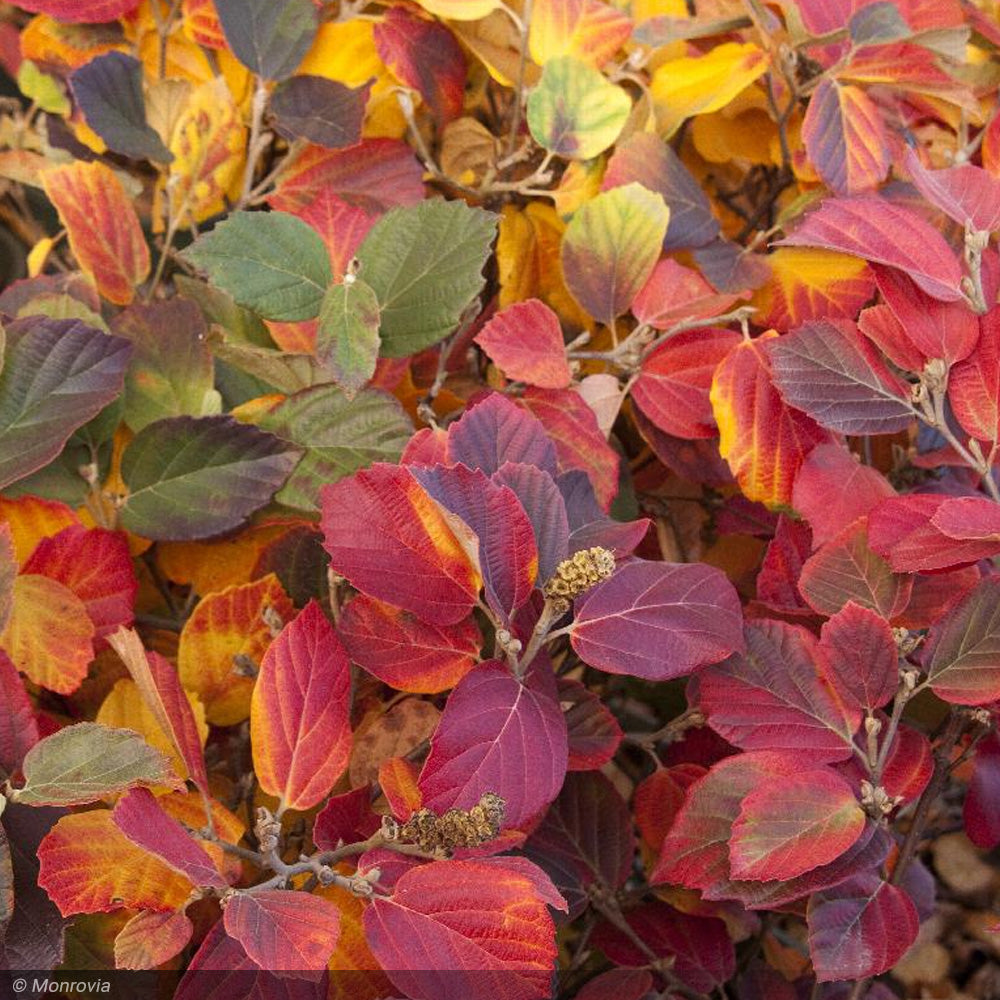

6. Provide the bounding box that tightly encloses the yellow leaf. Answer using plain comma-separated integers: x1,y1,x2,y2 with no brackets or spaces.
413,0,503,19
529,0,633,68
0,495,79,565
96,677,209,787
496,203,593,329
298,19,382,86
155,76,245,231
27,236,55,277
650,42,769,137
452,9,539,87
177,574,294,725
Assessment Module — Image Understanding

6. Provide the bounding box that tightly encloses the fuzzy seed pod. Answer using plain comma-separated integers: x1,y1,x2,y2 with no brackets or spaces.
387,792,506,855
543,546,616,603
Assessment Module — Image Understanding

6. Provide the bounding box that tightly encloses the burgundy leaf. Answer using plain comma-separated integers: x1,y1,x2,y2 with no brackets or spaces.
571,560,744,681
697,619,860,762
418,660,568,828
818,602,899,712
807,874,919,981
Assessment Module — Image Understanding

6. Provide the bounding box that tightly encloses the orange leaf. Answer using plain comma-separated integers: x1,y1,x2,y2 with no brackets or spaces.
251,601,352,812
0,494,79,565
753,248,875,334
95,677,208,788
1,574,95,694
157,522,292,593
379,756,423,820
37,810,194,916
114,909,194,970
42,161,150,305
529,0,633,68
178,573,294,726
107,627,210,794
710,334,833,508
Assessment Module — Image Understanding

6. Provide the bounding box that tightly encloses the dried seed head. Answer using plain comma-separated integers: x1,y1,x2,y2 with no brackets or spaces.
391,792,506,856
544,547,616,603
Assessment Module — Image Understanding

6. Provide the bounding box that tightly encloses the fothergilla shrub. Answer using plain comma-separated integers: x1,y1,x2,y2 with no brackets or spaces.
0,0,999,998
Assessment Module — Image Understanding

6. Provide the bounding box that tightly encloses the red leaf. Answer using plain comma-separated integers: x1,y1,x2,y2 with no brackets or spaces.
858,303,927,373
338,594,481,693
374,7,467,126
380,756,423,820
591,902,735,992
653,751,892,908
14,0,138,22
289,189,376,280
449,393,558,478
268,138,425,215
223,889,341,975
42,161,150,306
107,628,209,795
363,858,561,1000
24,525,136,642
867,494,1000,572
807,875,919,981
521,387,619,511
632,259,745,330
950,307,1000,443
799,516,912,618
756,515,814,613
320,463,483,626
411,464,539,622
792,444,896,547
570,560,744,681
965,732,1000,849
778,195,965,302
729,768,866,880
904,147,1000,232
313,786,380,850
573,969,654,1000
112,788,227,888
634,763,704,854
710,333,833,508
558,675,622,770
766,318,914,434
474,300,572,389
801,78,889,195
418,661,567,828
526,770,634,891
922,577,1000,704
697,619,860,762
896,564,982,629
881,724,933,804
632,327,742,439
818,602,899,713
873,266,980,365
250,601,351,812
0,649,38,777
177,919,330,997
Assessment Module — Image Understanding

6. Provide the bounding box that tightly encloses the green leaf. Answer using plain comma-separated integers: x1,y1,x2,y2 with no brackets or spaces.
181,211,332,323
174,274,273,348
17,60,69,115
0,317,131,491
15,292,107,330
561,182,670,326
9,723,181,807
112,299,218,432
316,276,381,398
213,0,318,81
355,199,497,358
119,415,302,540
526,56,631,161
206,328,325,395
258,385,412,511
